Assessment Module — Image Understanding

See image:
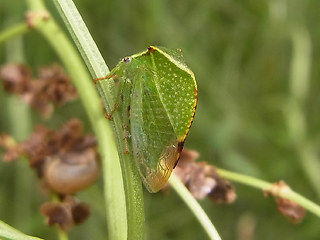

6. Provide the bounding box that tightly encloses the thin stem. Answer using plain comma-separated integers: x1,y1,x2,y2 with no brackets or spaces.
217,168,320,218
57,229,68,240
0,23,29,45
49,194,69,240
217,169,271,191
3,16,34,233
25,0,128,239
169,174,222,240
52,1,145,239
26,0,44,11
52,0,109,78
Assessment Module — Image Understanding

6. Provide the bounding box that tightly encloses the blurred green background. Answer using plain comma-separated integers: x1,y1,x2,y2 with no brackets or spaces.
1,0,320,239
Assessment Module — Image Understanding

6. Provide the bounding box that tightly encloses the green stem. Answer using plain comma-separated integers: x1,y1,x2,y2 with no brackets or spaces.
169,174,222,240
52,0,145,239
50,194,69,240
217,168,320,218
57,229,68,240
52,0,109,78
26,0,44,11
25,0,128,239
3,16,34,233
0,23,29,45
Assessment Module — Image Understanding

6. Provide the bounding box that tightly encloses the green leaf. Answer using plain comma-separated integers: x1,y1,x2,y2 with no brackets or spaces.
0,220,43,240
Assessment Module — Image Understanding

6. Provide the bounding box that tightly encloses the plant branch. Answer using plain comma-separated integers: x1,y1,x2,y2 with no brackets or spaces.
52,0,109,78
169,174,222,240
25,0,129,239
26,0,44,11
217,168,320,218
57,230,68,240
50,194,69,240
0,23,29,45
48,0,145,239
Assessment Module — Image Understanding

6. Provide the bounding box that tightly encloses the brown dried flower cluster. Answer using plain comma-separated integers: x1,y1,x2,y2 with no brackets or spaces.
169,149,237,204
0,64,78,118
40,195,90,231
0,119,100,230
264,181,306,223
172,151,306,224
0,118,100,194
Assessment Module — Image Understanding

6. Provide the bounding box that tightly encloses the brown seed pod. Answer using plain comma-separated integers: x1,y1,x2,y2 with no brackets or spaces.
40,195,90,231
44,149,100,194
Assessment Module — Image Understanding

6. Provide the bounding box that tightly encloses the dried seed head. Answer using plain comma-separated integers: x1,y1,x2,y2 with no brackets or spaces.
0,119,100,194
207,174,237,204
0,64,78,118
276,198,306,223
187,163,217,199
40,196,90,231
168,148,237,203
264,181,306,223
0,64,31,93
38,65,78,105
71,201,90,225
41,201,73,231
44,149,101,194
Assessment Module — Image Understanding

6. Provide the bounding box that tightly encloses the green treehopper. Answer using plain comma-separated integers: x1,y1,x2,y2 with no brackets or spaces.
96,46,197,192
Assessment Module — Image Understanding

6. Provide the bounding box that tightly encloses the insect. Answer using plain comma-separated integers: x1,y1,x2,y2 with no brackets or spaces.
95,46,197,192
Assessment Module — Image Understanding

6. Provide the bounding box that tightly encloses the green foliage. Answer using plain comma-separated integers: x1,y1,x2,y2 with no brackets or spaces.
0,220,43,240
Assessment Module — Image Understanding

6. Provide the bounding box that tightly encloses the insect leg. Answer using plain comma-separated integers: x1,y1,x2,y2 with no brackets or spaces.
99,74,126,120
104,103,119,120
94,73,116,84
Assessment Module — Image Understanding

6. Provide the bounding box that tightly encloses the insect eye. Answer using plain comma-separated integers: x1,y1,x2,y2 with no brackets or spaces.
123,57,131,63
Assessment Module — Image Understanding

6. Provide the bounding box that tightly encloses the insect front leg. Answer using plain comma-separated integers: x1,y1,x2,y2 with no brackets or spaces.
96,73,125,120
94,72,116,84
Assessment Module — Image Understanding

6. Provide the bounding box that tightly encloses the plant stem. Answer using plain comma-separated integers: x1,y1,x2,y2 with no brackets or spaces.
217,168,320,218
169,174,222,240
2,13,34,233
57,229,68,240
26,0,44,11
52,0,109,78
0,23,29,45
52,1,145,239
50,194,69,240
24,0,128,239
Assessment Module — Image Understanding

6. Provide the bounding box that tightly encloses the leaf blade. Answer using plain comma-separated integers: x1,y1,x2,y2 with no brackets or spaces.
0,220,43,240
